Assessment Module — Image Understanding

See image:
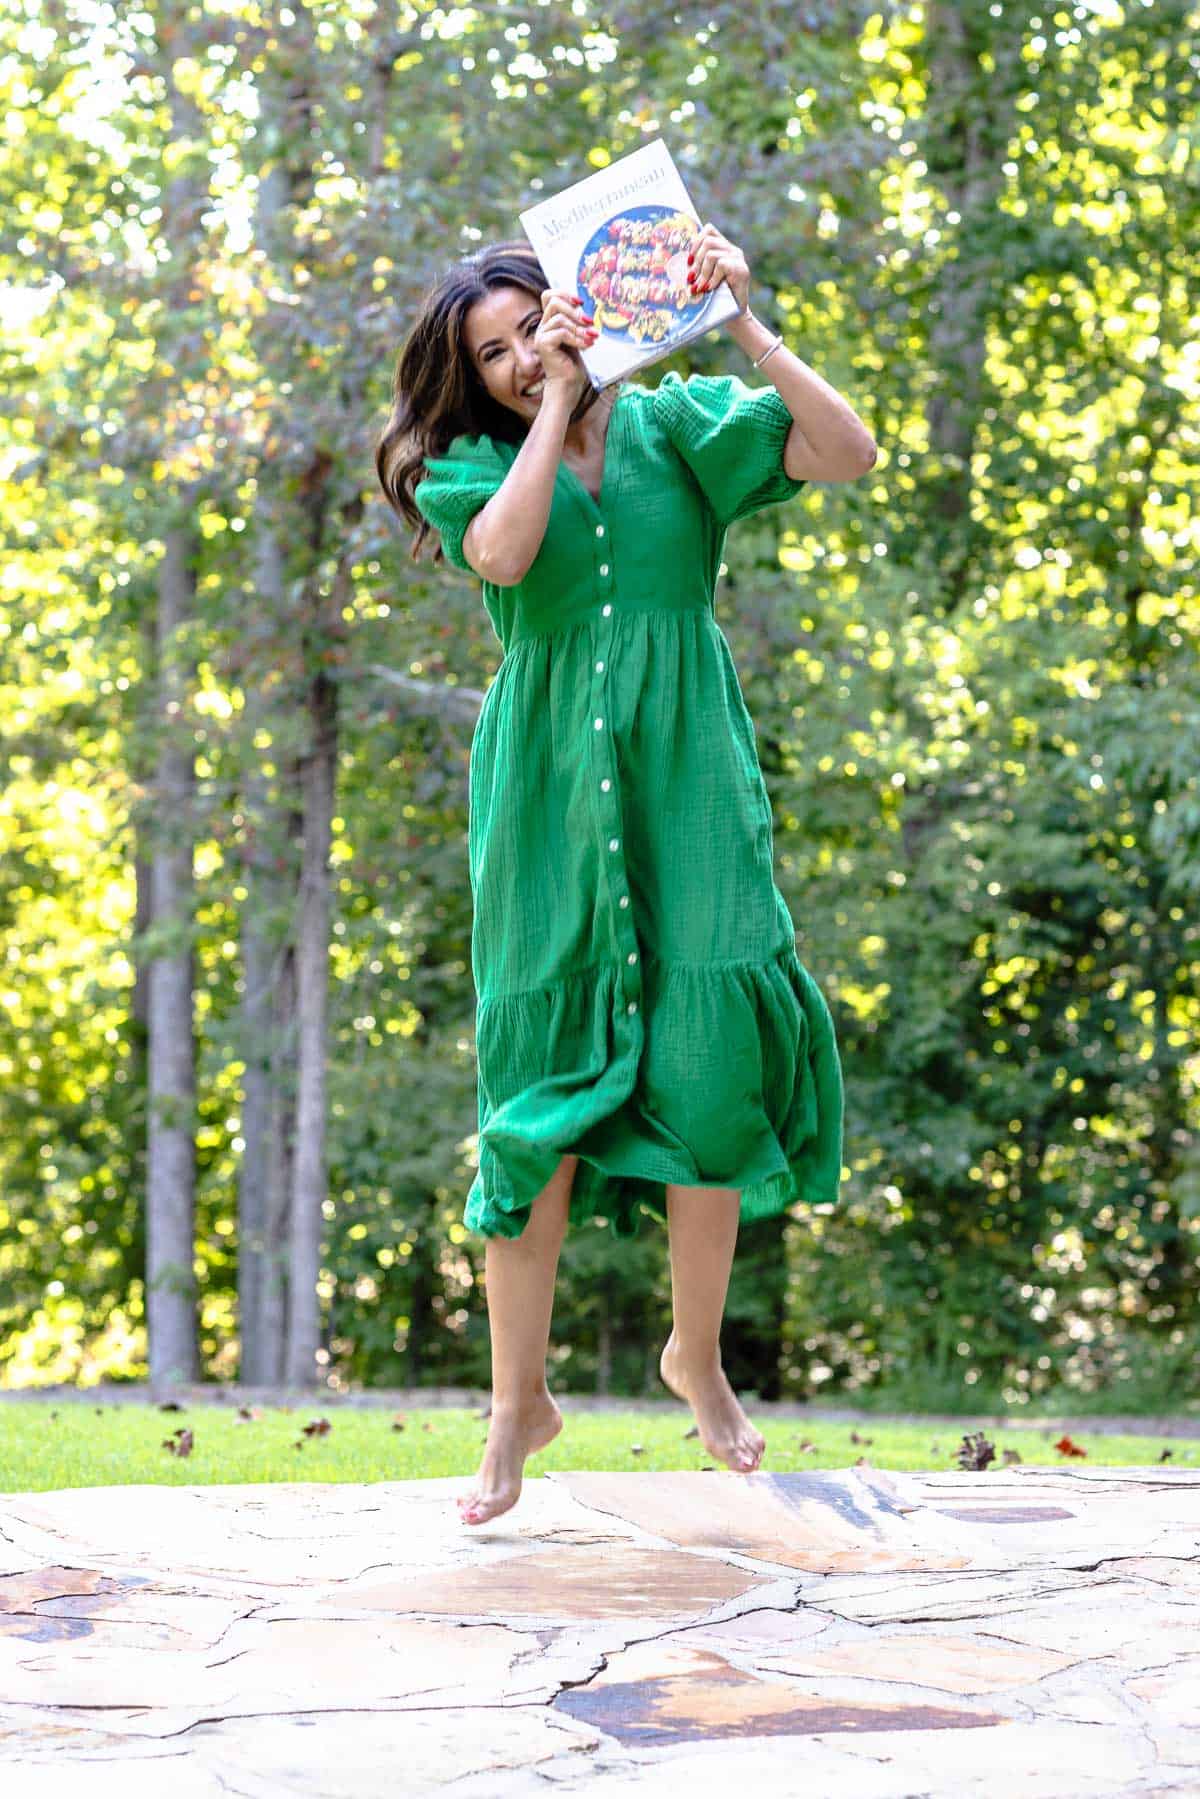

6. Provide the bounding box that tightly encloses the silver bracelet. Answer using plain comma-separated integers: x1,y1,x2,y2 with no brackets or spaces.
753,332,784,369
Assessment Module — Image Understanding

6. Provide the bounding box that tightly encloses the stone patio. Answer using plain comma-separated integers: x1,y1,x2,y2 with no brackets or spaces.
1,1465,1196,1794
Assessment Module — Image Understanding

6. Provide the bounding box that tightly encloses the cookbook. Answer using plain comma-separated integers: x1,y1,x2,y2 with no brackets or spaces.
519,137,742,390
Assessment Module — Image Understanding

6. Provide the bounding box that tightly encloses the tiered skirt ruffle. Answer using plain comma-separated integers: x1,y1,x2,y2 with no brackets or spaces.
466,942,843,1240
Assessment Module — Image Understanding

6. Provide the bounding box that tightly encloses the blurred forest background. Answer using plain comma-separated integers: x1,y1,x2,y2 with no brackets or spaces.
2,0,1197,1408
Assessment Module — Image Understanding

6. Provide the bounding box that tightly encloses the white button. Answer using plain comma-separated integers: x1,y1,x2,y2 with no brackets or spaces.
595,659,604,672
608,837,620,852
596,524,605,538
601,778,612,792
599,563,610,576
594,717,603,730
627,1001,638,1014
627,952,637,965
619,895,629,908
602,604,612,617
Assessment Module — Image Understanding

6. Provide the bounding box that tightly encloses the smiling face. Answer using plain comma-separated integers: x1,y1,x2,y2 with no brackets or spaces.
462,284,547,421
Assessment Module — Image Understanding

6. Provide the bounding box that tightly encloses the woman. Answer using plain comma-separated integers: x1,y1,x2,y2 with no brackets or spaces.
376,225,875,1527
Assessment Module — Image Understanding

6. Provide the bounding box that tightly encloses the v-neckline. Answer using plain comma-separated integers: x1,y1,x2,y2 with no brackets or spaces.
559,387,625,514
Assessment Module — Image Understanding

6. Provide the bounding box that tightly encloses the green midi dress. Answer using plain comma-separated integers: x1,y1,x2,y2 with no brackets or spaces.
414,369,844,1241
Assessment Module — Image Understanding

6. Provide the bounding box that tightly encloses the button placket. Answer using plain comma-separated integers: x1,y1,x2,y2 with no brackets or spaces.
590,517,642,1022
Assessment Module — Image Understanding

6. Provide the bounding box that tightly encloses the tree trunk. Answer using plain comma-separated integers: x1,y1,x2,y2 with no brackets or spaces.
263,923,298,1384
237,897,270,1383
128,605,156,1261
285,654,338,1385
146,526,199,1390
237,524,292,1384
237,25,319,1386
144,19,208,1392
595,1311,612,1396
921,3,1022,605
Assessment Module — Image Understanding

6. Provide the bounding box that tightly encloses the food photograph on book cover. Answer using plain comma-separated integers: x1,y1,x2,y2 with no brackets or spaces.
577,203,717,349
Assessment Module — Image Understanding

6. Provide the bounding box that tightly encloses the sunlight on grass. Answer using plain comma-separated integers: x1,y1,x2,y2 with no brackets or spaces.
0,1401,1192,1494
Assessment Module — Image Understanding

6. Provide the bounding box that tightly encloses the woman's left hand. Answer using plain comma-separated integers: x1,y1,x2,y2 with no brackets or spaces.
687,223,752,315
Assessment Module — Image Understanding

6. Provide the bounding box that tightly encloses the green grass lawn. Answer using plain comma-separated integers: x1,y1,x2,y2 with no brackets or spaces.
0,1400,1192,1493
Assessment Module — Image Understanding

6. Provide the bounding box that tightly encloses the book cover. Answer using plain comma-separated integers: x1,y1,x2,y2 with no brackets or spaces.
519,138,742,391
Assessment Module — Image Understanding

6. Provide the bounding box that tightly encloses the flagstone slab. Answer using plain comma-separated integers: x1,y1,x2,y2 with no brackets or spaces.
0,1704,603,1797
549,1467,978,1572
554,1633,1013,1742
338,1544,772,1620
549,1465,1200,1575
1127,1658,1200,1722
714,1628,1080,1694
1,1613,598,1718
0,1465,1195,1794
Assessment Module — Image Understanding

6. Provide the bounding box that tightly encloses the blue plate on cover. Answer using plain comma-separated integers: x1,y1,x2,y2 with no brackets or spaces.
576,204,713,348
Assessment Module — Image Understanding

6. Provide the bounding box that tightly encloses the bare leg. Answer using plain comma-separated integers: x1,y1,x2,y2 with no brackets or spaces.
658,1183,766,1473
457,1154,576,1526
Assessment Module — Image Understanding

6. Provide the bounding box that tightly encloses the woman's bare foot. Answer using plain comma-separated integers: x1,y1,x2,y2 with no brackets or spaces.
659,1332,766,1473
457,1389,563,1526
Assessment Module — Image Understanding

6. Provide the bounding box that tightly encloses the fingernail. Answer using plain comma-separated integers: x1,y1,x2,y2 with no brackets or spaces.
687,251,694,265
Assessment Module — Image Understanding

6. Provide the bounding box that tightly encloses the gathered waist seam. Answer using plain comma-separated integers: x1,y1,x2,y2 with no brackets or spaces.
476,939,799,1005
505,600,712,653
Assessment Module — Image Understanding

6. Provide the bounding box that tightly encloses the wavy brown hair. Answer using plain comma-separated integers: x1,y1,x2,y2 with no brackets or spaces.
376,238,606,566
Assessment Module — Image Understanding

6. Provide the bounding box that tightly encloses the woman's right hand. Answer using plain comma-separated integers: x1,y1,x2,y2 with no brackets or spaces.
535,289,598,397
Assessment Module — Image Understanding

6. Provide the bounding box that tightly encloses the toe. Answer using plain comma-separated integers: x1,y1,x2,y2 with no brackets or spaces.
736,1434,763,1471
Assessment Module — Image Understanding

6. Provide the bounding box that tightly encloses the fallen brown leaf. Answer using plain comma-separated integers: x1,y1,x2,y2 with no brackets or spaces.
955,1430,996,1471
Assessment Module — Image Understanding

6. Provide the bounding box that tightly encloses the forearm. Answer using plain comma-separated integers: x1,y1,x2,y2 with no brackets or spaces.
466,382,574,585
726,308,876,466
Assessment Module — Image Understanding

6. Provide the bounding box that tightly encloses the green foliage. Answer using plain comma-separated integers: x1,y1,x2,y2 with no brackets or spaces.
0,1,1196,1404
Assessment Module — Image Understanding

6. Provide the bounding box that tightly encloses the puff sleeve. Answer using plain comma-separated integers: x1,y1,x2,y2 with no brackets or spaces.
651,370,806,529
413,434,509,576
